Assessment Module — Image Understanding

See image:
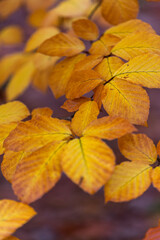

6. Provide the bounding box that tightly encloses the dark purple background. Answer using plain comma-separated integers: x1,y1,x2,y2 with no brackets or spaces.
0,0,160,239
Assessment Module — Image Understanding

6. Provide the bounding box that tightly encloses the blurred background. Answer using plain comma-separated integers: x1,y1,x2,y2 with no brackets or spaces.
0,0,160,239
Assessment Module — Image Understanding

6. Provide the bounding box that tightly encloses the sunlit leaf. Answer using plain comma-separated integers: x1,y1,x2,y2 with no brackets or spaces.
105,19,155,39
25,27,59,52
157,141,160,156
32,107,53,117
152,166,160,192
0,199,36,239
38,33,85,57
74,55,103,71
83,116,136,140
71,101,99,137
4,115,72,152
49,54,85,98
62,136,115,194
0,0,23,18
118,134,157,164
72,18,99,41
113,53,160,88
112,32,160,60
66,69,104,99
12,141,66,203
0,26,23,45
26,0,56,11
6,61,35,101
101,0,139,25
61,97,90,112
102,78,150,125
104,161,152,203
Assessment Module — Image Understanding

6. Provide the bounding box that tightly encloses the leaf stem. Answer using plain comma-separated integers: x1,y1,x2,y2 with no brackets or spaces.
88,0,102,20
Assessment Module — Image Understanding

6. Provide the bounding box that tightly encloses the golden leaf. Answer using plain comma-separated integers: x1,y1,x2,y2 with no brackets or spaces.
0,199,36,239
102,78,150,125
0,26,23,45
0,0,23,18
12,141,66,203
32,107,53,117
61,97,90,112
66,69,104,99
28,9,47,28
105,19,155,39
4,115,72,152
71,101,99,137
101,0,139,25
118,134,157,164
104,161,152,203
72,18,99,41
151,166,160,192
0,101,29,125
38,33,85,57
49,54,85,98
113,53,160,88
74,55,103,71
4,236,20,240
54,0,92,18
157,141,160,157
1,151,26,183
112,32,160,60
83,116,136,140
25,27,59,52
25,0,56,11
62,136,115,194
6,61,35,101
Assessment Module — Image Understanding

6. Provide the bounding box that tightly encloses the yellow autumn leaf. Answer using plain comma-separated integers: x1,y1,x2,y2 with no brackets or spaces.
33,53,59,71
6,61,35,101
74,55,103,71
66,69,104,99
0,123,17,155
104,161,152,203
102,78,150,125
0,0,23,18
83,116,136,140
94,57,124,81
1,151,26,183
25,0,56,11
0,199,36,239
112,32,160,60
12,141,66,203
72,18,99,41
71,101,99,137
93,84,104,109
118,134,157,164
28,9,47,28
62,136,115,194
0,53,29,87
32,67,51,92
105,19,155,39
61,97,90,112
0,26,23,45
151,166,160,192
49,54,85,98
38,33,85,57
25,27,59,52
113,53,160,88
4,115,72,152
32,107,53,117
0,101,29,124
54,0,92,18
101,0,139,25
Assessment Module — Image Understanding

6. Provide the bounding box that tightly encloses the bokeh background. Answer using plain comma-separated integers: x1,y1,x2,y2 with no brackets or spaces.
0,0,160,239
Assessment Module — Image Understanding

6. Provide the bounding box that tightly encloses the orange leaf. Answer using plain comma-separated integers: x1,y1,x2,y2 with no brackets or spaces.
118,134,157,164
66,69,104,99
38,33,85,57
49,54,85,98
152,166,160,192
0,199,36,239
32,107,53,117
74,55,103,71
83,116,136,140
72,18,99,41
143,222,160,240
12,141,66,203
71,101,99,137
104,161,152,203
157,141,160,157
61,97,90,112
0,25,23,45
62,136,115,194
101,0,139,25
